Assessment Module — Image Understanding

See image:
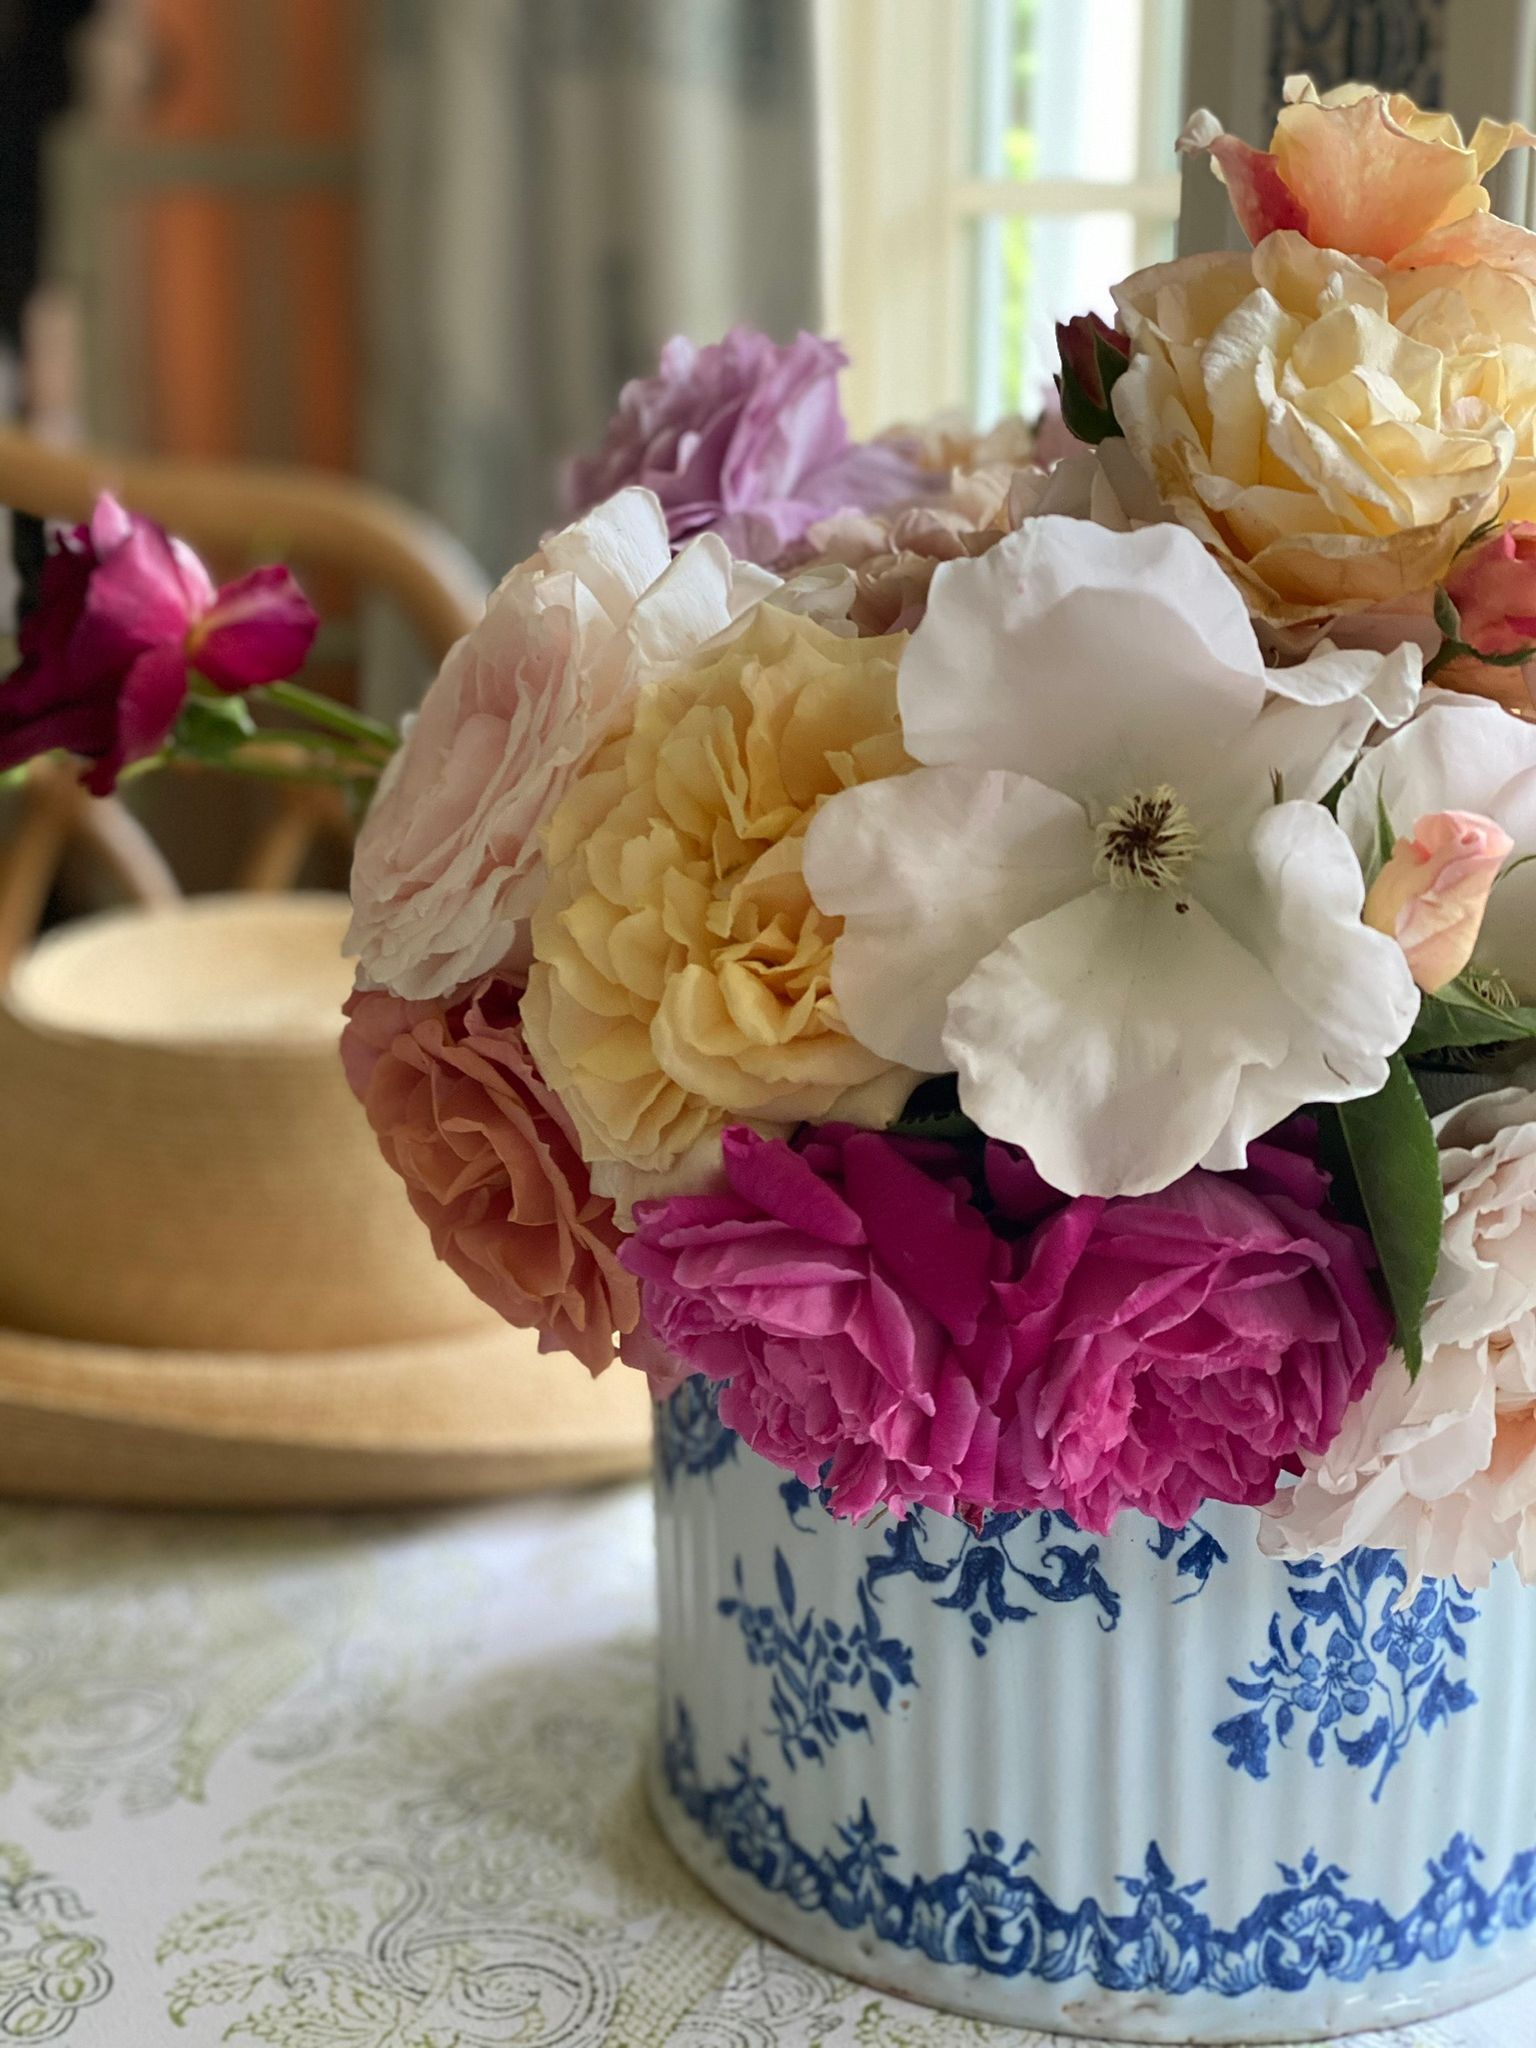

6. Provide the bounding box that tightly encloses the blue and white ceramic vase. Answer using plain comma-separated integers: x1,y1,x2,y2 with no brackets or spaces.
651,1381,1536,2043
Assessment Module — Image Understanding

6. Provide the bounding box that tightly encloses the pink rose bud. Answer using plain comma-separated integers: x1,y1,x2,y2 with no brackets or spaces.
1362,810,1513,994
1444,522,1536,657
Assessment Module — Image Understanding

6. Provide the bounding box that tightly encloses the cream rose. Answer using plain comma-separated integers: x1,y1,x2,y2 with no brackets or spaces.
346,489,776,1000
523,605,920,1176
1112,232,1523,625
1264,1087,1536,1589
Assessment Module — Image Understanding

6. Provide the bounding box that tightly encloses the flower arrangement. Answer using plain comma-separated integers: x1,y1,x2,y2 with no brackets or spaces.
21,81,1536,1599
336,80,1536,1591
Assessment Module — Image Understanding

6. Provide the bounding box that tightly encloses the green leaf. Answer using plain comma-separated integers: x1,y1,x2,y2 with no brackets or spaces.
172,693,258,764
1433,584,1462,641
1404,977,1536,1056
887,1110,983,1143
888,1074,984,1145
1374,793,1396,878
1319,1057,1444,1377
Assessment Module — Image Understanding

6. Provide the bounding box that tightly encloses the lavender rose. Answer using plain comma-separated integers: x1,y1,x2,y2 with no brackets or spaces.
565,327,930,566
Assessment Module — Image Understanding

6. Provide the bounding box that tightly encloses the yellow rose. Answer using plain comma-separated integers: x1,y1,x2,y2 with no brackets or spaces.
1112,232,1522,624
523,606,918,1174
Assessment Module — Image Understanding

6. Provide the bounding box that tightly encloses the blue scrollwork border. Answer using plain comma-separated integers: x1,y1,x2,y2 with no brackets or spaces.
661,1701,1536,1999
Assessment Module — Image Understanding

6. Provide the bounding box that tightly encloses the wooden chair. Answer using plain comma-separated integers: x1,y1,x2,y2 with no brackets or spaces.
0,430,491,977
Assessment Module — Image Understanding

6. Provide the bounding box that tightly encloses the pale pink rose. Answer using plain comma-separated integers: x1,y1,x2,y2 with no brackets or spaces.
340,977,639,1373
1264,1088,1536,1589
346,489,775,1000
1362,810,1512,993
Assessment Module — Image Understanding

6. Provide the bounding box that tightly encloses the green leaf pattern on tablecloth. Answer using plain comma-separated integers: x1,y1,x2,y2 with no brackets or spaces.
0,1839,110,2039
0,1490,1518,2045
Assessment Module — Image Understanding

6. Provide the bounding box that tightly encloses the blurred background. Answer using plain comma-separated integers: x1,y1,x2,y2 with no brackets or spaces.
0,0,1524,891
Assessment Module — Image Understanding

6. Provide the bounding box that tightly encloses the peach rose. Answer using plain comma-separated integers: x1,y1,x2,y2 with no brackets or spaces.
523,604,921,1177
1112,233,1521,624
340,976,638,1372
1362,809,1513,993
1180,75,1536,271
346,489,776,1001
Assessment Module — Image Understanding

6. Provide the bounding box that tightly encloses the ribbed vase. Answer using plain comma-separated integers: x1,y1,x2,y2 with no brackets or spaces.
651,1381,1536,2043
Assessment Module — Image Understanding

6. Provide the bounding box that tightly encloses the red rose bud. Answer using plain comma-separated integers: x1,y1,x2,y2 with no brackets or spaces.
1054,312,1132,445
0,493,319,794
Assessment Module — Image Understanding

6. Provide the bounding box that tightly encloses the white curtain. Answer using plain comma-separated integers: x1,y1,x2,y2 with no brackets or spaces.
363,0,822,581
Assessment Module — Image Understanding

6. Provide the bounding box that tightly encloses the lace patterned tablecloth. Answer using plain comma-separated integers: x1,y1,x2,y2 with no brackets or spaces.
0,1481,1531,2048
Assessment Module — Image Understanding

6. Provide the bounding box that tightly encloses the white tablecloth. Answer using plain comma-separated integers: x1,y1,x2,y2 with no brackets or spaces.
0,1480,1531,2046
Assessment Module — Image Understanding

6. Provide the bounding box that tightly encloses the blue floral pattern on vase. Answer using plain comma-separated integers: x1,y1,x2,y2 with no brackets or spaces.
862,1510,1123,1651
719,1549,915,1768
662,1700,1536,1998
655,1376,738,1490
779,1474,1227,1655
1214,1548,1479,1801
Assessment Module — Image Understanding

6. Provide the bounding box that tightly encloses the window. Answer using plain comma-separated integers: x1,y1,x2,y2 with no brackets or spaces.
817,0,1187,433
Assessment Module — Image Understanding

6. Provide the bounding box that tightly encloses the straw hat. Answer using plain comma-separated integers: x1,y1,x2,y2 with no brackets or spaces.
0,894,651,1506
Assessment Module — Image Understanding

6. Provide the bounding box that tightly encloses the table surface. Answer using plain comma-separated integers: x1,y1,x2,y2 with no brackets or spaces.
0,1480,1531,2048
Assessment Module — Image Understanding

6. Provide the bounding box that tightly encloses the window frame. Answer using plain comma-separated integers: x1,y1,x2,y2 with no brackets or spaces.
816,0,1185,431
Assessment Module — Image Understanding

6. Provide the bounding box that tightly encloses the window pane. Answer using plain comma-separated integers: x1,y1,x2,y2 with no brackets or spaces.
975,0,1146,185
969,0,1187,420
973,209,1137,422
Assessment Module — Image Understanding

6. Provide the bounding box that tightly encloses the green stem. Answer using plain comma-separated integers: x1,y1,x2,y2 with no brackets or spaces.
220,750,382,786
261,681,398,753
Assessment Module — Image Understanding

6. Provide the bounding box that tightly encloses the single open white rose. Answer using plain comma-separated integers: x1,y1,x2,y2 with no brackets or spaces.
347,488,777,1001
804,516,1421,1197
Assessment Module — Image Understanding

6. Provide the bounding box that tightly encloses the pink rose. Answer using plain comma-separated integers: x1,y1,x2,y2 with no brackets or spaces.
622,1123,1016,1519
623,1119,1389,1531
345,489,774,1000
1446,523,1536,654
993,1126,1393,1531
564,327,930,566
0,492,317,793
341,976,639,1373
1362,809,1512,994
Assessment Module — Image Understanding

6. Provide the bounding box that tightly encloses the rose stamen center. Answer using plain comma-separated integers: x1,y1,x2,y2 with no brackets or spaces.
1095,785,1200,891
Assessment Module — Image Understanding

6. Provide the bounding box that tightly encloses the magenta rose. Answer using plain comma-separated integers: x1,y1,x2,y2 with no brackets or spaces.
625,1117,1390,1531
621,1123,1015,1518
990,1124,1393,1531
564,327,930,566
0,493,317,793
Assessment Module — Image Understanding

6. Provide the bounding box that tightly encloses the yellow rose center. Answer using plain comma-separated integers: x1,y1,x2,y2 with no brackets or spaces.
1094,785,1200,891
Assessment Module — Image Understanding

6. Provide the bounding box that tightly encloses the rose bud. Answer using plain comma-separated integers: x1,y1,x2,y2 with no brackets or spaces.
1054,312,1131,445
1363,809,1513,994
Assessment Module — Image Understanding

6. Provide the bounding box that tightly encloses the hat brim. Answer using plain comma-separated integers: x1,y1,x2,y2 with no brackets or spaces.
0,1321,654,1509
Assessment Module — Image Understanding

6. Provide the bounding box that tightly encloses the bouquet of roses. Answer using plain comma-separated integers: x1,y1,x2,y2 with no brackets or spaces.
338,81,1536,1591
21,79,1536,1592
